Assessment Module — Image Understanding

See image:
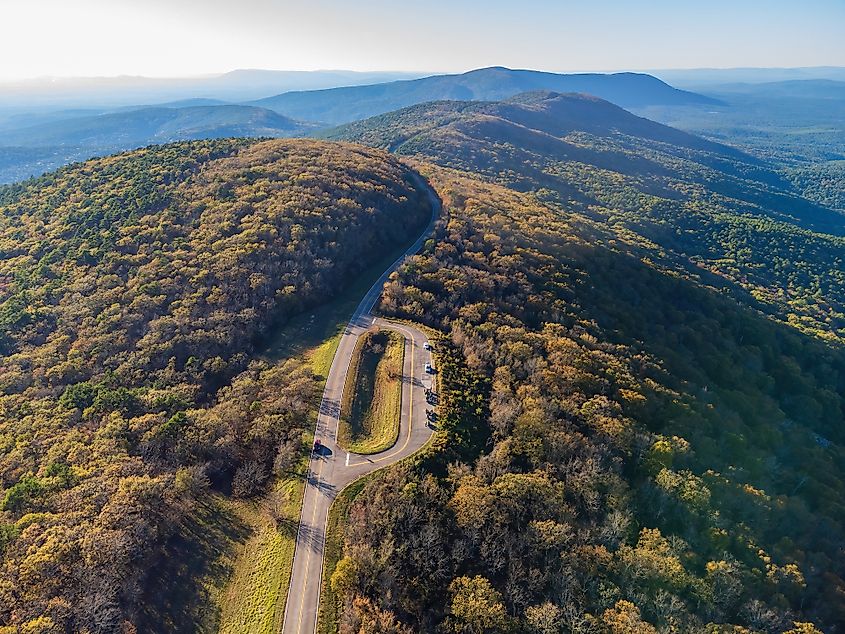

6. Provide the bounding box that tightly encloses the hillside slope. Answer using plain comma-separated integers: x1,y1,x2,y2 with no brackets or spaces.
341,164,845,632
252,66,717,124
314,95,845,631
324,91,845,343
0,138,433,632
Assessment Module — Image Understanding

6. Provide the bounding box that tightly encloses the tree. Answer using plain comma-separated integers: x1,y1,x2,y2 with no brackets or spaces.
525,602,563,634
598,600,658,634
231,461,269,498
331,557,360,598
274,438,300,476
448,576,511,634
783,622,824,634
342,596,413,634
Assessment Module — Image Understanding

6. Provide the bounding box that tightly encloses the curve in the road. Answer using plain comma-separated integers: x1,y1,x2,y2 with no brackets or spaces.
280,175,440,634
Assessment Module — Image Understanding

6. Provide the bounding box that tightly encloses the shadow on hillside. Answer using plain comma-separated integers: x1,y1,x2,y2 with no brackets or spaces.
136,497,251,634
566,238,845,624
259,196,433,366
568,233,845,452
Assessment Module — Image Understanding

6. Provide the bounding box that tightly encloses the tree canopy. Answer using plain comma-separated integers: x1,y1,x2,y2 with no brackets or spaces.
0,138,432,632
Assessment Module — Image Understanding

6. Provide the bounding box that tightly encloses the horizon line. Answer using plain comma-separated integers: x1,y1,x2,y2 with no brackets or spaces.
1,64,844,85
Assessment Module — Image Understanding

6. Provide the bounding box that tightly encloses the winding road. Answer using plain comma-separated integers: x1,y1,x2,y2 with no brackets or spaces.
280,176,440,634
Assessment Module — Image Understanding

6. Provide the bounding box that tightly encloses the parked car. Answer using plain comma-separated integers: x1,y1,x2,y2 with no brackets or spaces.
424,362,433,373
423,341,432,350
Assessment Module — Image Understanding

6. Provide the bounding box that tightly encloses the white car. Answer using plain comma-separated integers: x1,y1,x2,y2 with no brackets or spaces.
424,363,433,374
423,341,432,351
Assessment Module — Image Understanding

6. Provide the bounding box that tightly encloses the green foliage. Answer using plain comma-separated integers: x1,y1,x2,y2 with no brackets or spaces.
43,462,76,488
59,381,97,410
447,575,511,633
156,411,189,441
1,475,44,513
784,160,845,211
329,166,841,632
417,337,490,470
0,138,432,631
0,523,17,555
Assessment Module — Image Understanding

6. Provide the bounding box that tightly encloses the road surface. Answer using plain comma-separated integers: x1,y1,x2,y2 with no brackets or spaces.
280,177,439,634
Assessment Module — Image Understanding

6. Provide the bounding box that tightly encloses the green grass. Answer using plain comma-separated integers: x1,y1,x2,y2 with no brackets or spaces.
338,330,404,454
218,462,307,634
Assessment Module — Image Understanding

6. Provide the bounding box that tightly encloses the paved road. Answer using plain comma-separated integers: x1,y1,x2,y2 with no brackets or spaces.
280,177,440,634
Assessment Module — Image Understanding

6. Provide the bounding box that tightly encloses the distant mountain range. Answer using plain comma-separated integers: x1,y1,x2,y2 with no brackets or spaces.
0,104,310,148
0,67,721,183
629,78,845,166
652,66,845,88
3,68,843,187
704,78,845,99
0,69,424,109
0,104,313,183
252,66,719,124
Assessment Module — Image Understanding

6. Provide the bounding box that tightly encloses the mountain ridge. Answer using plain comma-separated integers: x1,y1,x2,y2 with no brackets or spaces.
323,89,845,338
0,104,312,148
252,66,719,124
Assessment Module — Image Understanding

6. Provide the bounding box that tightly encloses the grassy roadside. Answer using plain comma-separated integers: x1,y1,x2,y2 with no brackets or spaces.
217,456,308,633
338,330,405,454
206,239,432,630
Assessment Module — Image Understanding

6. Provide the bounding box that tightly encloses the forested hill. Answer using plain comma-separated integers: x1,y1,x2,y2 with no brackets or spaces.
0,138,432,631
0,105,311,150
251,66,717,124
0,104,316,186
323,91,845,343
315,94,845,631
356,163,845,633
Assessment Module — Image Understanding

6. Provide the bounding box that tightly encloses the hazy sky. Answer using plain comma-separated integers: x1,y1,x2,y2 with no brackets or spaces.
2,0,844,80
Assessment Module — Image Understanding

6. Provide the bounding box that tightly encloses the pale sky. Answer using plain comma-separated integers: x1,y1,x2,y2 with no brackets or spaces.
1,0,844,80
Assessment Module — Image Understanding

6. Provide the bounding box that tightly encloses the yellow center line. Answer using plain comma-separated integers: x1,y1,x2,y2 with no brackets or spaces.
295,444,325,631
295,324,415,631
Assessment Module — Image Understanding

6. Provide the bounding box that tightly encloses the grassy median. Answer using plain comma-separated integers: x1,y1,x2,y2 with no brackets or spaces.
338,329,405,455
